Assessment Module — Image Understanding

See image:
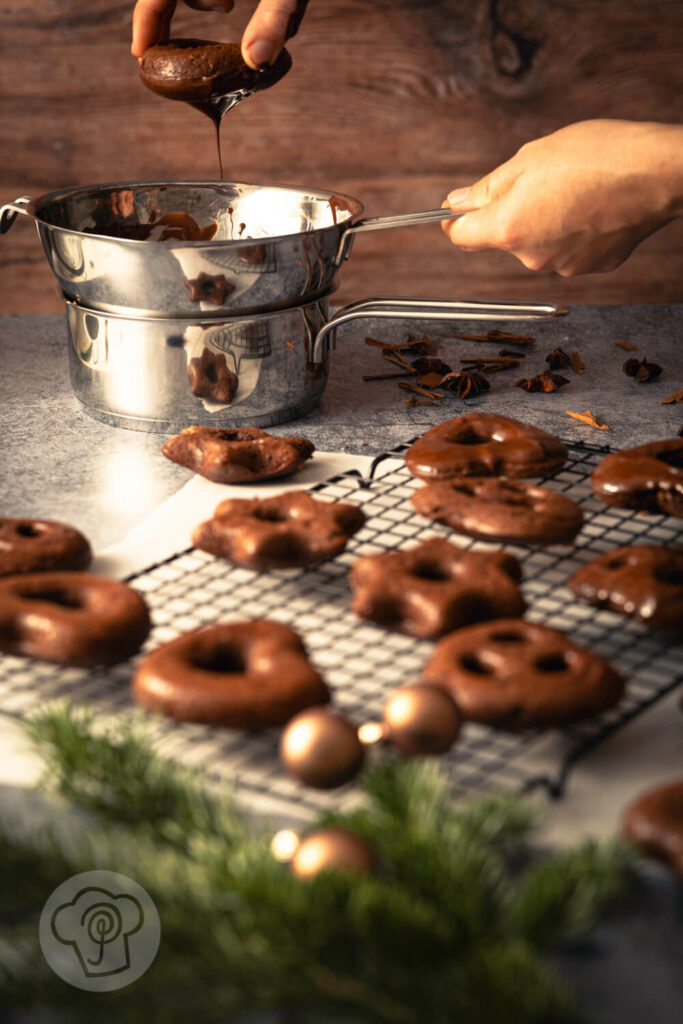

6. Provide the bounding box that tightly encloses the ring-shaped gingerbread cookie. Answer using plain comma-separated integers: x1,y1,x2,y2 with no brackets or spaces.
405,414,567,483
0,517,92,577
591,439,683,518
411,477,583,545
421,618,625,728
0,572,151,667
133,620,329,728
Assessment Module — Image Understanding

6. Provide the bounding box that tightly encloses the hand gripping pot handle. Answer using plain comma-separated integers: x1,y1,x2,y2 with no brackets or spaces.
312,297,569,363
335,207,468,265
0,196,33,235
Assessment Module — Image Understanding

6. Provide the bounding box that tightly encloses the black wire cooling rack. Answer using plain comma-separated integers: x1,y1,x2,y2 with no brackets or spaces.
0,440,681,821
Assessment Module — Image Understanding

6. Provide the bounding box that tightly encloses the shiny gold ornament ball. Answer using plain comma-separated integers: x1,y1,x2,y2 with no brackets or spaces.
291,827,375,880
382,683,461,756
280,707,365,788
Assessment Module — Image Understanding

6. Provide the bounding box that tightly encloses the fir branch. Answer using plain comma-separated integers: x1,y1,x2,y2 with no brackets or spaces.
0,704,635,1024
507,839,635,947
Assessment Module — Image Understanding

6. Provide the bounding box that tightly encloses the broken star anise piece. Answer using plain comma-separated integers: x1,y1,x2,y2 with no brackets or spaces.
440,370,490,399
622,357,663,382
545,346,572,370
515,370,570,393
411,356,452,376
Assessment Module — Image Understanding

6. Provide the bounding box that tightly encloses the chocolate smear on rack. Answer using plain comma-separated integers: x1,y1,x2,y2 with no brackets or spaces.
139,39,292,177
622,357,663,382
516,371,570,393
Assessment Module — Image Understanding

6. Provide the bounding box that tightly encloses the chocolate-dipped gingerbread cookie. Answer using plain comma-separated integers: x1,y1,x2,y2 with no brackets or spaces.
350,537,525,640
421,619,625,728
411,477,583,545
405,414,567,483
591,439,683,518
161,426,314,483
621,781,683,880
569,545,683,630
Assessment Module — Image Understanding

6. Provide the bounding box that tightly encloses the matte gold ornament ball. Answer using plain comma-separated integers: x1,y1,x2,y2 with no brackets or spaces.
280,707,365,788
291,828,375,879
382,683,461,756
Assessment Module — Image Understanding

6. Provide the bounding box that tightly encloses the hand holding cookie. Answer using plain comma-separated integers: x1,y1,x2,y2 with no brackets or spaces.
132,0,308,69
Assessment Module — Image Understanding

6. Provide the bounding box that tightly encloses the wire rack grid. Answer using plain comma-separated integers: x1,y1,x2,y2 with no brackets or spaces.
0,440,681,822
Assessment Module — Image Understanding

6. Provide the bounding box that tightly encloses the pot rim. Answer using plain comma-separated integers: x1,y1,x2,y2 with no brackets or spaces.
25,179,364,247
63,288,334,324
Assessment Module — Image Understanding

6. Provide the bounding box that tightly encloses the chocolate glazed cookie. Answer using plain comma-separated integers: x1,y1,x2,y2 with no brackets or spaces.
0,572,151,668
569,545,683,630
161,426,314,484
0,518,91,577
411,478,583,545
405,414,567,483
621,781,683,880
133,620,329,728
193,492,366,570
591,439,683,518
421,619,625,728
349,537,525,640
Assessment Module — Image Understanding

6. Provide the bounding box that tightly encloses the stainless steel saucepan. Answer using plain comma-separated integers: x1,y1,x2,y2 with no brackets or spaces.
65,293,568,432
1,180,466,318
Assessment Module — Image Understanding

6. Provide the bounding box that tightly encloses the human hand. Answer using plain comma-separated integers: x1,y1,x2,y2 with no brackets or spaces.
132,1,308,69
442,120,683,276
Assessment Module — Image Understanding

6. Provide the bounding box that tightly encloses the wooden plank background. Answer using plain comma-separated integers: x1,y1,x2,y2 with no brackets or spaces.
1,0,682,313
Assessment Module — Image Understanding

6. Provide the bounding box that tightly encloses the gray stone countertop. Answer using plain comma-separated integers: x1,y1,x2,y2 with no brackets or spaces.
0,305,681,550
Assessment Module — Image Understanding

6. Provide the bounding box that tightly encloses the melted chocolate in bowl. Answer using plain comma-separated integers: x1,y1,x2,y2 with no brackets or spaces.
139,39,292,176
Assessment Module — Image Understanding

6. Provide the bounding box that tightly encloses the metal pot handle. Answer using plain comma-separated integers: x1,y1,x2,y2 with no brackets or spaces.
312,297,569,363
0,197,33,235
335,208,466,265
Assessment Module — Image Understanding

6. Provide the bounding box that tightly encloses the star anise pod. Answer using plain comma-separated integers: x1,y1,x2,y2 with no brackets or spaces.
440,370,490,399
622,357,663,382
545,346,572,370
515,370,570,393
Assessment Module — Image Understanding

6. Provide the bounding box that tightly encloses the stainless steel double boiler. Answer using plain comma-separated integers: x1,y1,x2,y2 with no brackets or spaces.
1,180,568,431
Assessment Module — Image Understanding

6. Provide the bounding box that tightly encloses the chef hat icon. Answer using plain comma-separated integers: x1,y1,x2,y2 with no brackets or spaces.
51,886,144,978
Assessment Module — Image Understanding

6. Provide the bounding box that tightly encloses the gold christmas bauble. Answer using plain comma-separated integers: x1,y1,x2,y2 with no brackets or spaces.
291,827,375,879
382,683,461,756
280,707,364,788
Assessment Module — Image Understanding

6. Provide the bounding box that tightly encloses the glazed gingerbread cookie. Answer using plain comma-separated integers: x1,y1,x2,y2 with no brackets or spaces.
591,439,683,518
411,478,583,545
133,620,329,728
349,537,525,639
161,426,314,484
569,545,683,630
421,619,625,728
405,414,567,483
193,491,366,570
139,38,292,104
0,518,91,577
621,781,683,880
0,572,151,667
